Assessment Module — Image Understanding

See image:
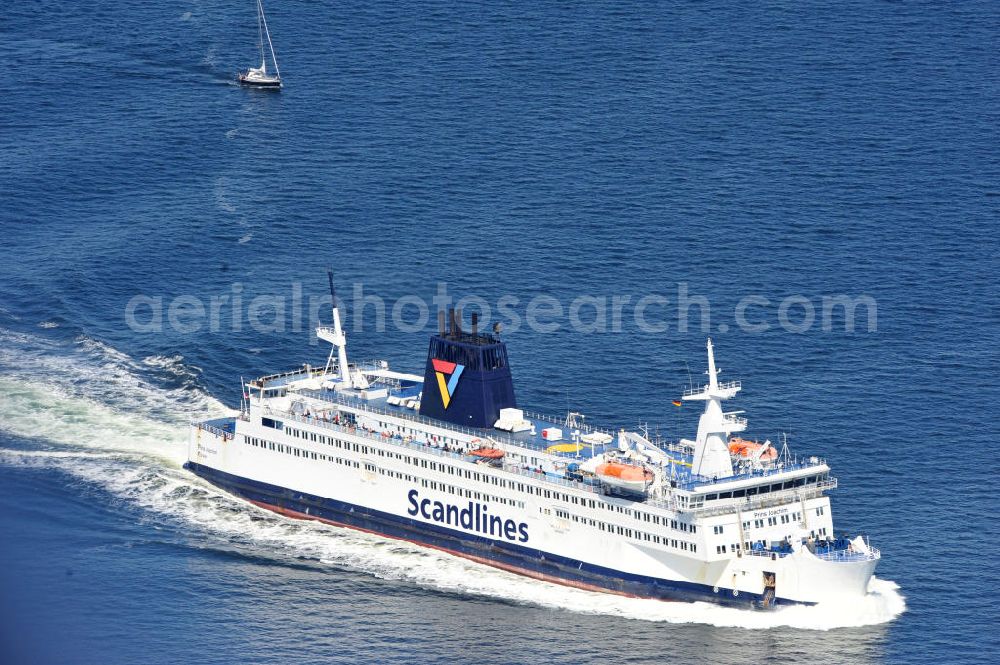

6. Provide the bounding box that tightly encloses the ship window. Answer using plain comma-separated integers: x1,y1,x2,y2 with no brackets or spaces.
718,491,732,499
714,525,724,535
705,493,718,501
732,489,746,498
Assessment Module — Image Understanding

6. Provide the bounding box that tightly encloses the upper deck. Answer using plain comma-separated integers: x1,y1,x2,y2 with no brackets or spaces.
243,364,834,511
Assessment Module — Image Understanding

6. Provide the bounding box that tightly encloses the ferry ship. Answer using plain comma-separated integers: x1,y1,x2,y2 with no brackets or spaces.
186,279,880,608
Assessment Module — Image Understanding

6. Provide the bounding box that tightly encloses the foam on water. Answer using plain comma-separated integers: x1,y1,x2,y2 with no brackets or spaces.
0,330,905,630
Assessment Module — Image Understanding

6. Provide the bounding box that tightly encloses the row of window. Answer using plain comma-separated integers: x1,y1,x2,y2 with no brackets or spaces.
246,435,360,469
700,474,830,503
247,428,710,550
248,433,524,510
711,508,827,553
370,463,524,509
739,513,802,532
282,424,697,531
716,527,833,555
552,509,698,552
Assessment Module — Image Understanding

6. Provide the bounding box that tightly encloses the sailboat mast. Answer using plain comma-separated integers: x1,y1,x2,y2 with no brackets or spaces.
258,0,281,78
256,0,265,70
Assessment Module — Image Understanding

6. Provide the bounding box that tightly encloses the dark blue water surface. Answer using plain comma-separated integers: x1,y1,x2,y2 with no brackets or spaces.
2,1,998,663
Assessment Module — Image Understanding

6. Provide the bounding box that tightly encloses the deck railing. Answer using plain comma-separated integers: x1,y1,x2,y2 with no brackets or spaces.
301,389,523,446
743,548,790,560
267,409,605,496
301,389,622,456
681,483,836,517
812,546,880,562
682,379,741,397
675,459,831,492
193,421,233,440
518,410,615,438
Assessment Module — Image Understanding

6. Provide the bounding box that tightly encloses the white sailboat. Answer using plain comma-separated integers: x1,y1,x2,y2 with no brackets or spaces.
237,0,281,88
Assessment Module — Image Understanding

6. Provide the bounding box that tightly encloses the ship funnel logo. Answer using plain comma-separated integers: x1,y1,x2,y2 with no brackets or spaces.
431,358,465,409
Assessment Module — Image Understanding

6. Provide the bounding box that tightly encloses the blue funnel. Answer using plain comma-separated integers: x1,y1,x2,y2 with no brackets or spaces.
418,310,516,428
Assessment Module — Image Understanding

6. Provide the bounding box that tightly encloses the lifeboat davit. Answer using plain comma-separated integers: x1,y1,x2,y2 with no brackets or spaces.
728,437,777,461
595,462,654,496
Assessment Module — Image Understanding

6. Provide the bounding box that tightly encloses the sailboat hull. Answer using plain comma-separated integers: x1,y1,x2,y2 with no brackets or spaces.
237,73,281,88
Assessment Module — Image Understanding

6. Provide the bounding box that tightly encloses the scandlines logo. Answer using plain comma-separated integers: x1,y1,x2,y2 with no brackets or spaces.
407,489,529,543
431,358,464,409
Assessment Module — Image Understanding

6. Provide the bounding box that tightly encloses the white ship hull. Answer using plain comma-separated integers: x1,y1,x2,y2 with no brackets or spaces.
187,293,879,608
187,408,877,607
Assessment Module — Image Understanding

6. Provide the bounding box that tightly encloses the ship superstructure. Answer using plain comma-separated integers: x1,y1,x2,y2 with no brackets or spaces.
186,282,879,608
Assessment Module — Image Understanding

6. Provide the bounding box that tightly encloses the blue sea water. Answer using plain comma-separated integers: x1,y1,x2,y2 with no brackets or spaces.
1,0,998,663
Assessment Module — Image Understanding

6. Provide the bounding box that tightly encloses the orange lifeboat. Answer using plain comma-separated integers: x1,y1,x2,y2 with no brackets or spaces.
595,462,654,496
468,447,505,459
728,437,777,461
595,463,653,482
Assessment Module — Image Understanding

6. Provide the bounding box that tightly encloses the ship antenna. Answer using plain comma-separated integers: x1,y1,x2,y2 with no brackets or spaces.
240,375,247,415
317,268,353,389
